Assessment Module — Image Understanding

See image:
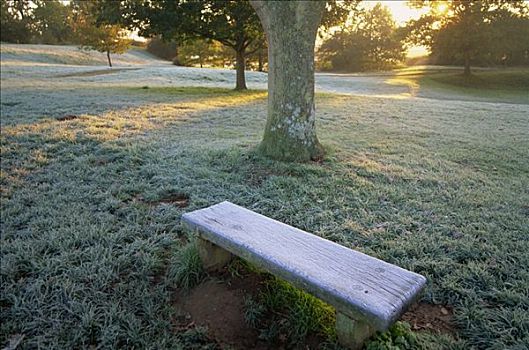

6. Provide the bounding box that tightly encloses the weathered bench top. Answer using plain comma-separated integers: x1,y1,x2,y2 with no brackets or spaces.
182,201,426,331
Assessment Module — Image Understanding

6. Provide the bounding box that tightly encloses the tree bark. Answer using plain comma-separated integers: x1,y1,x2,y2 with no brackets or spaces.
235,49,247,90
251,1,325,162
106,50,112,68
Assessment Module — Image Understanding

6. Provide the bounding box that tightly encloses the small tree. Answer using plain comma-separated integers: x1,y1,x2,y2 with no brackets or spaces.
71,0,131,67
77,24,132,67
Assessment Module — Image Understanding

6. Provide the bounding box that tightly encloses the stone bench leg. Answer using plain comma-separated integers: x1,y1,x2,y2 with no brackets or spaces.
336,312,375,349
197,237,233,271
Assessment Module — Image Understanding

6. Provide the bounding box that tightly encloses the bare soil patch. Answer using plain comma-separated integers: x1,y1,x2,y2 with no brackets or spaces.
174,273,266,349
401,303,456,335
149,192,190,207
172,269,331,349
56,114,79,121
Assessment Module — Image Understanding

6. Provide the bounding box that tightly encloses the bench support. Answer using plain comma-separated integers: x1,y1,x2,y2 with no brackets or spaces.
197,237,233,271
336,312,375,350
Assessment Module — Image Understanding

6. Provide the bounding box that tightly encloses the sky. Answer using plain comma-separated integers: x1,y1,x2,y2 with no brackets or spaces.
366,1,429,25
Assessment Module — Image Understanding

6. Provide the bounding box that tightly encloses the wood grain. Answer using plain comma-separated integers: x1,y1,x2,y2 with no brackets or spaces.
182,201,426,331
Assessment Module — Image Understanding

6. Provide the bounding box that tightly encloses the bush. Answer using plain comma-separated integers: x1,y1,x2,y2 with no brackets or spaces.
146,37,178,61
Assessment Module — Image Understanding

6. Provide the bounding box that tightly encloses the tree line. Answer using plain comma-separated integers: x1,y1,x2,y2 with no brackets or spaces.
2,0,528,77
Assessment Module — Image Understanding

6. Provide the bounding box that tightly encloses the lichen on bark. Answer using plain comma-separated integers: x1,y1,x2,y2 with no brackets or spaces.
251,1,325,162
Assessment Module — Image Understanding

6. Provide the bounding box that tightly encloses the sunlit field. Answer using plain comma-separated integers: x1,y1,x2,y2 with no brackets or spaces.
1,45,529,349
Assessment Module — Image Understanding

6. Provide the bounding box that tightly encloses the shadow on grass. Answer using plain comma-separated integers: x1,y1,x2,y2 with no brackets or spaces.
0,86,267,127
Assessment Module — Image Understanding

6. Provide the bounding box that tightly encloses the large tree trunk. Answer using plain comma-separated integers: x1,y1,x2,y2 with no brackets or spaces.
251,1,325,162
235,49,247,90
106,50,112,68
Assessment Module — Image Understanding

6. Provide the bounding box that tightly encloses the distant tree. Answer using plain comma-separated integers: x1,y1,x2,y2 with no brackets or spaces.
246,40,268,72
71,1,131,67
487,11,529,66
0,0,34,43
78,25,132,67
178,37,268,71
319,3,406,72
405,0,529,75
1,0,75,44
320,0,363,30
32,0,73,44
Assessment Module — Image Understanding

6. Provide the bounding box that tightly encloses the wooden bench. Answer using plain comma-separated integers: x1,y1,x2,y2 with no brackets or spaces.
182,201,426,349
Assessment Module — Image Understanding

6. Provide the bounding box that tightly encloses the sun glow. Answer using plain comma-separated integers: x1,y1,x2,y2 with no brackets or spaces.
362,1,429,26
436,3,449,14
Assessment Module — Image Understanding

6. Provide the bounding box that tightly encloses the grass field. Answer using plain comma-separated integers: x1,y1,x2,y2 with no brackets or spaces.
1,46,529,349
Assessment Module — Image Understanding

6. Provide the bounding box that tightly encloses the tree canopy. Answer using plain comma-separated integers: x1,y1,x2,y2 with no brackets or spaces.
98,0,360,89
98,0,264,89
1,0,39,43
